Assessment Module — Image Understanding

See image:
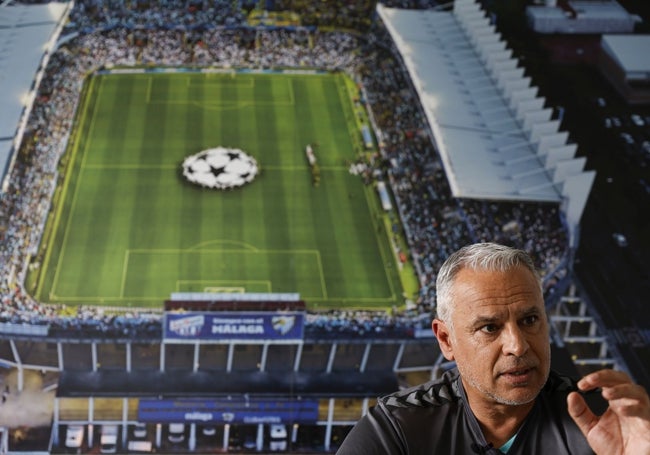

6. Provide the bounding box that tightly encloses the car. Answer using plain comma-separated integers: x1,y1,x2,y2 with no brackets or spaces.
612,233,628,247
133,423,147,439
65,425,84,450
268,424,287,451
641,141,650,154
127,440,153,453
619,132,634,146
100,424,118,454
168,423,185,443
631,114,645,127
243,434,257,450
202,426,216,437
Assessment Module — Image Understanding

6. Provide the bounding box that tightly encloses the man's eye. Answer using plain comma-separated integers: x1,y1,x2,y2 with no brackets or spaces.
522,315,539,326
480,324,498,333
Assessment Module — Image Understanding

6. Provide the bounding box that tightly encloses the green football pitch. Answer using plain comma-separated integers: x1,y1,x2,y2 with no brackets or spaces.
33,70,406,310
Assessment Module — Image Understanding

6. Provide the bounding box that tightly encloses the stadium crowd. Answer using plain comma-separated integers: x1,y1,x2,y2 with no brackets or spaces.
0,0,569,339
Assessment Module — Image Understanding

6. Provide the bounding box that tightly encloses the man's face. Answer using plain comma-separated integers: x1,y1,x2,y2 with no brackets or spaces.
433,266,551,407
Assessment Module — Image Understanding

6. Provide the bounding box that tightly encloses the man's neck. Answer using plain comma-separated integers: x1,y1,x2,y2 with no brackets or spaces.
463,385,535,448
475,404,532,449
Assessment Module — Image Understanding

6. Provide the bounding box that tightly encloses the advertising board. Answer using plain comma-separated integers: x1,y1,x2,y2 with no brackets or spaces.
137,398,319,424
163,311,304,342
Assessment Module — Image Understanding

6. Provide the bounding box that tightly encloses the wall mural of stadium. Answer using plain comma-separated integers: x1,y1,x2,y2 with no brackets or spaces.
0,0,629,454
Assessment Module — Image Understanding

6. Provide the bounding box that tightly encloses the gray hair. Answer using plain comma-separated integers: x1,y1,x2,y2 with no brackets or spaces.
435,242,542,323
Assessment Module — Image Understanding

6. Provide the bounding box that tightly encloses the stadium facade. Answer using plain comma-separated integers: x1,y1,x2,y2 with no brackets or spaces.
0,286,626,453
1,294,441,453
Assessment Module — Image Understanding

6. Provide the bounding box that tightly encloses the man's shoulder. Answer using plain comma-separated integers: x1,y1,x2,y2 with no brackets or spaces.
377,369,581,409
379,368,461,409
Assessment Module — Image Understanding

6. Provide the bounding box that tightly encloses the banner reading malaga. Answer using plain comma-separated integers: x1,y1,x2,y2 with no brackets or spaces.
164,311,304,342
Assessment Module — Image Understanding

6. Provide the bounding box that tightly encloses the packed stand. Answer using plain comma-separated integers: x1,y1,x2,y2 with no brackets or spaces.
355,19,569,313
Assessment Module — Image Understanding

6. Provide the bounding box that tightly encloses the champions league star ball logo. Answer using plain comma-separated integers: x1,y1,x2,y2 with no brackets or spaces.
272,315,295,335
182,147,259,190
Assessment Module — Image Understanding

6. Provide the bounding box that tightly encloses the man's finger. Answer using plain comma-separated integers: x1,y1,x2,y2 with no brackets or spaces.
601,384,650,418
578,369,631,391
601,383,650,402
567,391,598,437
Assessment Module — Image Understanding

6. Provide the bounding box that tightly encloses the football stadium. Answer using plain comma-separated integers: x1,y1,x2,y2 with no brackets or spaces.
0,0,648,453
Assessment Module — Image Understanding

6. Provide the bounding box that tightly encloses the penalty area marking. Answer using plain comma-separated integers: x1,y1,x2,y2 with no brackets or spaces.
204,287,245,293
175,280,273,294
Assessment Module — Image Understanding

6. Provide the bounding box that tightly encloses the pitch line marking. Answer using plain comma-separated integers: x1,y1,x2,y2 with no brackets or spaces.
120,250,130,298
84,164,178,170
49,76,103,299
188,240,258,251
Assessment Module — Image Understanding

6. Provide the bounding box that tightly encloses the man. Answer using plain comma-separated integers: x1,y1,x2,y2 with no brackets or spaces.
336,242,650,454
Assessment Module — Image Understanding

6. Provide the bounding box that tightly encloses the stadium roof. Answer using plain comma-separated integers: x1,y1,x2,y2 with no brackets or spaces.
601,34,650,75
57,370,399,397
377,1,595,235
526,1,638,34
0,2,69,178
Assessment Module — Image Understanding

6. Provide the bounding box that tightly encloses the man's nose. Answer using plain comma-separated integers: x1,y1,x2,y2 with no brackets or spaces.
502,324,529,356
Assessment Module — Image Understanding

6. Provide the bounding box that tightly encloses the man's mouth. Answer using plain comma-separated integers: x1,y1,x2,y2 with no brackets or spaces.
503,368,531,376
500,367,534,384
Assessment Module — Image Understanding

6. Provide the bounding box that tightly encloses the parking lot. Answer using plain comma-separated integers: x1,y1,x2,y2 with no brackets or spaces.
54,421,353,454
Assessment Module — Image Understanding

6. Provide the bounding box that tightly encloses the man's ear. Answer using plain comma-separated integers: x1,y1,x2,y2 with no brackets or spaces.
432,318,455,361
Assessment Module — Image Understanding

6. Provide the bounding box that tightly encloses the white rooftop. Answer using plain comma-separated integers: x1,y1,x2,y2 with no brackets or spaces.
601,34,650,74
378,4,563,202
526,0,638,34
0,2,69,175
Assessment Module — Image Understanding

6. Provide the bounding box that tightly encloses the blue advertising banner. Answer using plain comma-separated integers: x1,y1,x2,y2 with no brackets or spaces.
163,312,304,341
137,398,319,424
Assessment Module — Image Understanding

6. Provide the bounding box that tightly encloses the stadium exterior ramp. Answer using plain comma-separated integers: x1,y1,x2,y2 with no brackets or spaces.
377,1,595,246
